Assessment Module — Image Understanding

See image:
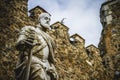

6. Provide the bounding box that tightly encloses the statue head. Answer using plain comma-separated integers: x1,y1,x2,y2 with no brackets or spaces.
38,13,51,29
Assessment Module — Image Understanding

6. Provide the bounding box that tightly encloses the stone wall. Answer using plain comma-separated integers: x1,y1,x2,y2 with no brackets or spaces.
99,0,120,80
0,0,119,80
48,22,106,80
0,0,28,80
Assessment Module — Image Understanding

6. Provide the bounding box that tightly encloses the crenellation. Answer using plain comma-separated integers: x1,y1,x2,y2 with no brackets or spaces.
70,33,85,47
51,21,70,43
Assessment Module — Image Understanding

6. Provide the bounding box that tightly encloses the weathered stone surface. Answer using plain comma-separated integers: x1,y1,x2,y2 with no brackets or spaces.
99,0,120,79
0,0,28,80
0,0,120,80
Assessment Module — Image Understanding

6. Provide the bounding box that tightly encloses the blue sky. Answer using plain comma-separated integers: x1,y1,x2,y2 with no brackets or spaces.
28,0,106,47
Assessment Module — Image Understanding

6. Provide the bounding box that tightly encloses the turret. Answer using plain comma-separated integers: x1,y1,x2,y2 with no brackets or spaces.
99,0,120,56
99,1,120,79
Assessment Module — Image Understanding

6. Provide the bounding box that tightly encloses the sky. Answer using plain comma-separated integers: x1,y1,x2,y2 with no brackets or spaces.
28,0,106,47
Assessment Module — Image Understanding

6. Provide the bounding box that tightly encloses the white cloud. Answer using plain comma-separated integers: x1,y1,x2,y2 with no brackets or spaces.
28,0,105,47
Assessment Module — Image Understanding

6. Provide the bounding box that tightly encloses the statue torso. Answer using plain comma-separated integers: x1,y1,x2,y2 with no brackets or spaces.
31,28,51,70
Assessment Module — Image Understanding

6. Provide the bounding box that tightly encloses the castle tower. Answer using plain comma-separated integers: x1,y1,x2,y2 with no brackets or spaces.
99,0,120,79
99,0,120,56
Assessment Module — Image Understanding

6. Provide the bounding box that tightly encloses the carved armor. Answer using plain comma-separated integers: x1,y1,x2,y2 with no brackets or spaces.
15,25,58,80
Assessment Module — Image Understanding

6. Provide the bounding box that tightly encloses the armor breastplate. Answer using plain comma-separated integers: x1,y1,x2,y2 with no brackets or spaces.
32,28,49,60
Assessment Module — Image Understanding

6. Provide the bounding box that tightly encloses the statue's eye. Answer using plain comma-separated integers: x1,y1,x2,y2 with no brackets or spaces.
44,17,48,20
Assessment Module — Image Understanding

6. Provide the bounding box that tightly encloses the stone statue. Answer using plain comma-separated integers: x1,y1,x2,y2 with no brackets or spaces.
15,13,58,80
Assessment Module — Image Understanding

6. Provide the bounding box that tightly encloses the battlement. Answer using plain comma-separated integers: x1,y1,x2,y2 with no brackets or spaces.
51,21,69,30
70,33,85,46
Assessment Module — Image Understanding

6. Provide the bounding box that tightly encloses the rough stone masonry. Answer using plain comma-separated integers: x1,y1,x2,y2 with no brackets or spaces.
0,0,120,80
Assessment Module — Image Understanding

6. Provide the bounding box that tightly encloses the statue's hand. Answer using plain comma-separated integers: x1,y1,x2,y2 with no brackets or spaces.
23,29,36,49
16,40,27,51
16,26,36,51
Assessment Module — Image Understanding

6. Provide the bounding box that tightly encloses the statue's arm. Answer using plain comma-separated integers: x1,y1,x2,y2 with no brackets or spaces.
16,26,35,51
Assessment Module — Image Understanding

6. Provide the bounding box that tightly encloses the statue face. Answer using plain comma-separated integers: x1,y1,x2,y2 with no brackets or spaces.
39,13,51,29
